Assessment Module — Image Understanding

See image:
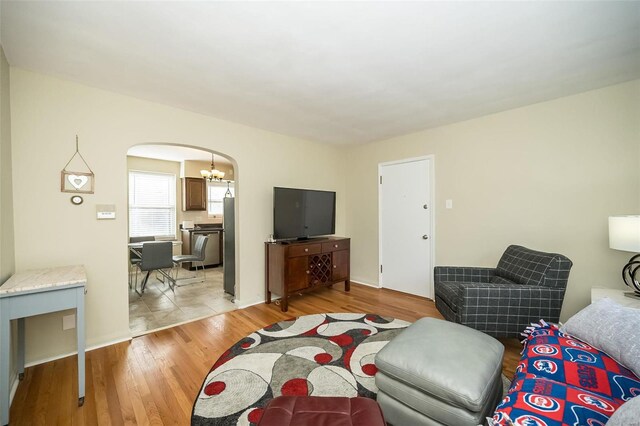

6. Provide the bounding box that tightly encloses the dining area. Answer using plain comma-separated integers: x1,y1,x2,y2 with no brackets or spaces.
125,147,238,335
127,235,236,335
128,236,209,295
129,238,178,295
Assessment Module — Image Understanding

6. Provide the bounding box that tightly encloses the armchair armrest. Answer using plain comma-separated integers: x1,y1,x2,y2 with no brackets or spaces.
459,283,566,324
434,266,496,285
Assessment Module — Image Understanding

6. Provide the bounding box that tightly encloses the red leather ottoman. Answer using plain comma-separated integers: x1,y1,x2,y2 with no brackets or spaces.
257,396,386,426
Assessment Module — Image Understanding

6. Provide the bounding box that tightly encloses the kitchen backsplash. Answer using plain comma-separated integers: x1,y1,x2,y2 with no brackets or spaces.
180,210,223,224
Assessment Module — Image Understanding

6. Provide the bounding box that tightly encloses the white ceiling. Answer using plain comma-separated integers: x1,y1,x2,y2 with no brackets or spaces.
2,1,639,145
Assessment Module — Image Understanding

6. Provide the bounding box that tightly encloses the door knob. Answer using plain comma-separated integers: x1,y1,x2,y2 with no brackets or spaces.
422,235,429,240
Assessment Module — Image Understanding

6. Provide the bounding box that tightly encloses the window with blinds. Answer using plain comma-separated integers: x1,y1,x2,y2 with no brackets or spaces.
207,181,234,215
129,171,176,238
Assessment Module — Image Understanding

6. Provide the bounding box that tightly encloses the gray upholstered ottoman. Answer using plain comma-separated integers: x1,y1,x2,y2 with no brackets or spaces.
374,317,504,426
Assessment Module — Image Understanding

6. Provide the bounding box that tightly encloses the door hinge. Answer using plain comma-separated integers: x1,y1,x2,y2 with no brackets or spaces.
380,265,383,273
379,176,382,184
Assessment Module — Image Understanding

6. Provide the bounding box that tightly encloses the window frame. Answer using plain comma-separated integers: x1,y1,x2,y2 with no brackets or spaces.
207,181,234,216
128,170,177,239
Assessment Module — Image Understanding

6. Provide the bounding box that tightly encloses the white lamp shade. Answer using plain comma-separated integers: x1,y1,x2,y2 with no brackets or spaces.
609,215,640,252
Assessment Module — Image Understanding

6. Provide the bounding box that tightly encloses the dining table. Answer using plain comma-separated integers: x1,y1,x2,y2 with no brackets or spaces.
128,240,181,295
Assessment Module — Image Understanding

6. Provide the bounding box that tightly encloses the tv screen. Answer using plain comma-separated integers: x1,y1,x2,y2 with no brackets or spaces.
273,187,336,240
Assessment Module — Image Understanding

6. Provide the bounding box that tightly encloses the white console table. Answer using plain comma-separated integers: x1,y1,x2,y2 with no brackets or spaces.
0,265,86,425
591,287,640,309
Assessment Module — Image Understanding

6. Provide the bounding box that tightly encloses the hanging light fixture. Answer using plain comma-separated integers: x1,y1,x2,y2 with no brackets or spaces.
200,154,225,182
224,180,233,198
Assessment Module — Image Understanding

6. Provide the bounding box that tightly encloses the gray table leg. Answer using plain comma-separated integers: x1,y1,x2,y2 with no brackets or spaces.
1,303,10,426
17,318,25,380
76,288,85,406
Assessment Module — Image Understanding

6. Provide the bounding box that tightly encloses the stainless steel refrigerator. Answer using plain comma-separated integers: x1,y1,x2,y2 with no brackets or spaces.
223,197,235,298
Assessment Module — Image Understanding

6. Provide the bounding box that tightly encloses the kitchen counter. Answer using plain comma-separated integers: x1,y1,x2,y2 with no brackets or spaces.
182,224,223,232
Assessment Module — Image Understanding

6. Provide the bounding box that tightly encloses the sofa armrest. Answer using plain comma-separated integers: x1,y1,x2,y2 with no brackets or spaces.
434,266,496,285
458,283,566,324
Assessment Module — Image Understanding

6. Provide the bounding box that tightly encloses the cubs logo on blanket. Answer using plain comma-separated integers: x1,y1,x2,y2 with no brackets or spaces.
490,322,640,426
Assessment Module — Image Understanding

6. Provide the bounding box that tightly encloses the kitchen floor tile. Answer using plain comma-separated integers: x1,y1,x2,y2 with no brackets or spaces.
128,267,234,335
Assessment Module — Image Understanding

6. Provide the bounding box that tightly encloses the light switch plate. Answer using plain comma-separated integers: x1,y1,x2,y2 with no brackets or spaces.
446,199,453,209
96,204,116,220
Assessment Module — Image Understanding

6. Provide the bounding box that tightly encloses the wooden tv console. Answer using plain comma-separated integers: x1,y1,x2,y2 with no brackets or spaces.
265,237,350,311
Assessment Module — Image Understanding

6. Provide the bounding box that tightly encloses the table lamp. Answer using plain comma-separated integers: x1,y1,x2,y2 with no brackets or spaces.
609,215,640,298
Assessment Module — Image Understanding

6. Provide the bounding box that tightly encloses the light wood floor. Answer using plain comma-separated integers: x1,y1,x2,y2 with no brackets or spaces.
9,283,521,425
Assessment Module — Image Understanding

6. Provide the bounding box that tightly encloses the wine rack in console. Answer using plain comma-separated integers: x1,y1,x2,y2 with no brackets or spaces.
265,237,350,311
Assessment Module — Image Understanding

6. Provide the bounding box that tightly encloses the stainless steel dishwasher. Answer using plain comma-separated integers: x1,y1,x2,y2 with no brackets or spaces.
191,230,220,266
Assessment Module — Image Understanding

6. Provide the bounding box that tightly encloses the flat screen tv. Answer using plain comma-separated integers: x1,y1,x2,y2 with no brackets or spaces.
273,187,336,240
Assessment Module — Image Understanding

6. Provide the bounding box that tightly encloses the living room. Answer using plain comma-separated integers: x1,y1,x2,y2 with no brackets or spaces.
0,1,639,425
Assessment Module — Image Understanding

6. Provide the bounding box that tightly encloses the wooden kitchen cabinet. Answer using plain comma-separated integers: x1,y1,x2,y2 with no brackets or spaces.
182,177,206,211
265,237,350,311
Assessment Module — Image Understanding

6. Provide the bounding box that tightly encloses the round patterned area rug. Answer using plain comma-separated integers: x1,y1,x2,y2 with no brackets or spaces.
191,313,410,425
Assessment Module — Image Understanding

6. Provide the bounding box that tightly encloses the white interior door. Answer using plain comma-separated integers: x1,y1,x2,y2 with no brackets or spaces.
379,157,433,298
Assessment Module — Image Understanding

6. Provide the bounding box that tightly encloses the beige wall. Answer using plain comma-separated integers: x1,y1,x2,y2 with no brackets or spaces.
0,45,17,392
10,69,346,363
0,46,15,283
345,80,640,321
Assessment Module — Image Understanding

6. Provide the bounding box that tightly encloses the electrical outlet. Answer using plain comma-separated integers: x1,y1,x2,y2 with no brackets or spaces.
63,314,76,330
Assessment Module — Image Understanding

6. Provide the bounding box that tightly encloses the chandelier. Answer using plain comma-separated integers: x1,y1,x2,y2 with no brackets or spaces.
200,154,225,182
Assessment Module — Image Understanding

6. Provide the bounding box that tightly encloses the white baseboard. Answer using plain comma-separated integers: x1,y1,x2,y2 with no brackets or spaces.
237,298,268,309
350,279,381,289
23,335,132,369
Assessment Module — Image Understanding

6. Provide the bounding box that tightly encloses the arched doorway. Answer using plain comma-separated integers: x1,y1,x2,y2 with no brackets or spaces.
126,143,238,336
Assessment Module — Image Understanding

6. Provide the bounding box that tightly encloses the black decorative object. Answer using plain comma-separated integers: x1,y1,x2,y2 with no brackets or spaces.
621,254,640,295
609,215,640,296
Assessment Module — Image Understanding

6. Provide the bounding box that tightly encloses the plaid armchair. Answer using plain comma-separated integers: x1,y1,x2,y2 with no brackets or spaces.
434,245,573,338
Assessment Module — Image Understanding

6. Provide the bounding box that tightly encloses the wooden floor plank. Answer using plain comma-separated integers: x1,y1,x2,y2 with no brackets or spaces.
9,284,521,424
29,362,54,426
81,354,98,426
125,341,162,426
109,344,136,426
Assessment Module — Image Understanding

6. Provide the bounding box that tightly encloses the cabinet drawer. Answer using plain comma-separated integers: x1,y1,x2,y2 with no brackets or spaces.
288,243,321,258
322,240,350,252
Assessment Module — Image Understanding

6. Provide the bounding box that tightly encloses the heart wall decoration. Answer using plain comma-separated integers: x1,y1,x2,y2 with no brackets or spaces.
61,171,94,194
61,135,95,194
68,174,88,190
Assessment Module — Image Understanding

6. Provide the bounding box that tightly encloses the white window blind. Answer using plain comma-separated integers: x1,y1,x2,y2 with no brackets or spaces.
129,171,176,238
208,182,234,215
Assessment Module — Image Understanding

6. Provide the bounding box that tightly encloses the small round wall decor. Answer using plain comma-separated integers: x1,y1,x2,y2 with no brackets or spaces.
70,195,84,205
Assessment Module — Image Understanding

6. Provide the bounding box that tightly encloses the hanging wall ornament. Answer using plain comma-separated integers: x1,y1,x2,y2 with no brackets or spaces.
61,135,95,194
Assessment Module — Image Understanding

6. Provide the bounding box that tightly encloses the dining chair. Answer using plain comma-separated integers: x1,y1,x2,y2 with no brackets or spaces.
137,241,176,295
172,234,209,285
129,236,154,290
